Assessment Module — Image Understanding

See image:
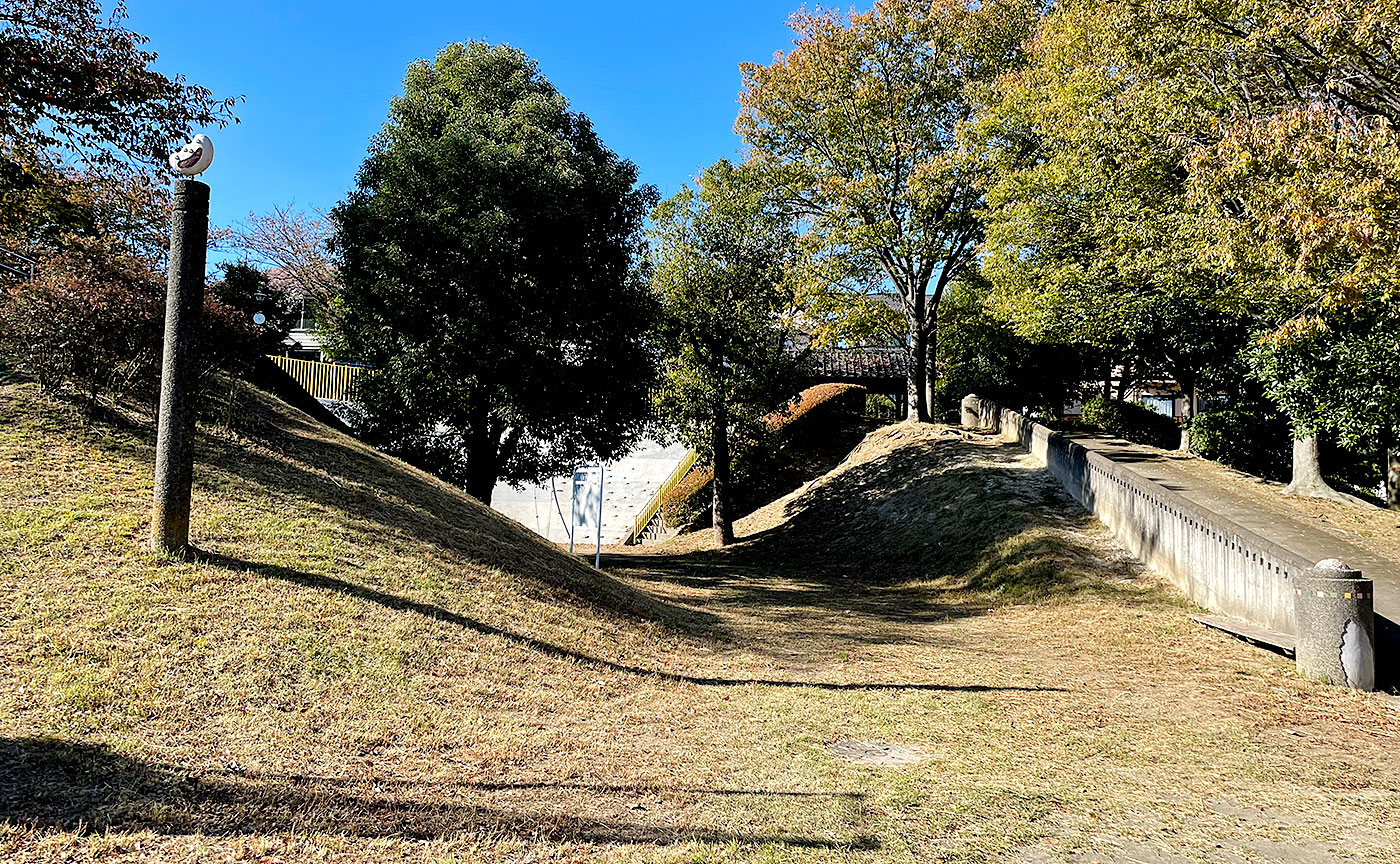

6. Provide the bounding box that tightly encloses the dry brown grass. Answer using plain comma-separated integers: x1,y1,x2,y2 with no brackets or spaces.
2,385,1398,863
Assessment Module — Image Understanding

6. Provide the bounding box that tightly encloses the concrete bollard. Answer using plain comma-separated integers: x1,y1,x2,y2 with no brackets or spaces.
151,179,209,555
1294,559,1375,691
961,394,981,429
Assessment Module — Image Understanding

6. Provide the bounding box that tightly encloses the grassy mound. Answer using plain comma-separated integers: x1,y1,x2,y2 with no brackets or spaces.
720,423,1145,603
661,383,874,531
6,387,1397,862
0,381,713,835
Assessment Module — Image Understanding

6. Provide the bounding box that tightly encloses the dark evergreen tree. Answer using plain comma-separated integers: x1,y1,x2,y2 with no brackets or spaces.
329,43,659,503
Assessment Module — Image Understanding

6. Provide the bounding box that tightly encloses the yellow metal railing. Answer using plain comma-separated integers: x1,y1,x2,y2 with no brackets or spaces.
268,356,370,403
627,449,700,545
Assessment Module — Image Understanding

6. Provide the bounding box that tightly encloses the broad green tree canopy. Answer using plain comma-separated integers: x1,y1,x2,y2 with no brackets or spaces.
329,42,659,503
650,158,802,544
737,0,1036,421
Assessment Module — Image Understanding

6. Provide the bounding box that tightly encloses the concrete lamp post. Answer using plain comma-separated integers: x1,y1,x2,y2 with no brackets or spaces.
1294,559,1375,691
151,136,214,555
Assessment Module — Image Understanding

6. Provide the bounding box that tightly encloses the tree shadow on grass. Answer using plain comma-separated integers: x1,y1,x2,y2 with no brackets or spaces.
0,737,879,849
203,552,1065,694
610,434,1162,640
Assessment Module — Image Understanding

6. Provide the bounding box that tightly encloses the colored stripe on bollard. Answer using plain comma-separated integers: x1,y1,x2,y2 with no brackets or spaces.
1294,559,1375,691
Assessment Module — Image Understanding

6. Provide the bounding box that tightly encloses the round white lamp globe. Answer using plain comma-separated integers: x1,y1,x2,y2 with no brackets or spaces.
169,134,214,176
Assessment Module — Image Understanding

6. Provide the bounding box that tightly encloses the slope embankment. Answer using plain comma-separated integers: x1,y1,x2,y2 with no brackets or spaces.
5,395,1398,863
0,381,712,841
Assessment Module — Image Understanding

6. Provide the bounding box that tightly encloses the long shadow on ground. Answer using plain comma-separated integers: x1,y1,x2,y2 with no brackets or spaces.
610,433,1165,641
12,382,680,624
0,738,878,849
205,553,1064,693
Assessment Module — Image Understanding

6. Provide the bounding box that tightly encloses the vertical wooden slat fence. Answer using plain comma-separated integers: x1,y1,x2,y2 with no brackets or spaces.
267,356,370,403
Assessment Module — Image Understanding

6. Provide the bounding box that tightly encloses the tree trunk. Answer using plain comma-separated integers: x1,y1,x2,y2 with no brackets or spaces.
906,328,927,423
1102,358,1113,401
711,407,734,546
1178,377,1196,452
923,306,938,422
463,403,499,506
464,459,496,506
905,291,929,423
1386,432,1400,511
1285,434,1359,505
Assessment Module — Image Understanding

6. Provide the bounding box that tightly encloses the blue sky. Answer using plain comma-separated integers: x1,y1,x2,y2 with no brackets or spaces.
123,0,806,248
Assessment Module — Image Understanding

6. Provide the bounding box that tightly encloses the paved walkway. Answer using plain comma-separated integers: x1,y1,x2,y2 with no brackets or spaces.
1064,434,1399,638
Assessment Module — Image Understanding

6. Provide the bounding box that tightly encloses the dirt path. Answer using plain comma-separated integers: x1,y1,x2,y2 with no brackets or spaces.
599,426,1400,863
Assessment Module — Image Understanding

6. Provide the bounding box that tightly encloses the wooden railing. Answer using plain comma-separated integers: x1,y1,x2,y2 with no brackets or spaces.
267,356,370,403
627,449,700,545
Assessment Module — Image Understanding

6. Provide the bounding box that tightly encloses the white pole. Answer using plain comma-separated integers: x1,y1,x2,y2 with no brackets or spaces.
595,465,604,569
568,472,576,554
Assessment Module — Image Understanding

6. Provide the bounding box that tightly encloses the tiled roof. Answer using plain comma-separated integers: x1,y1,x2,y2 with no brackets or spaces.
808,348,908,380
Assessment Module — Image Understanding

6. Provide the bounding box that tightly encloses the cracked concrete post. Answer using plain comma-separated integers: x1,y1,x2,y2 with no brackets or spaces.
151,179,208,555
1294,559,1375,691
961,393,981,429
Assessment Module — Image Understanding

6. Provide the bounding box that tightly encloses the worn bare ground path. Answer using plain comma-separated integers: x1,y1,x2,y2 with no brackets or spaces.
3,384,1398,863
602,425,1400,863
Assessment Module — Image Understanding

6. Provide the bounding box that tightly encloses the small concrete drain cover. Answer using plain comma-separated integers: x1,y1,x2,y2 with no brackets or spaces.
826,739,925,766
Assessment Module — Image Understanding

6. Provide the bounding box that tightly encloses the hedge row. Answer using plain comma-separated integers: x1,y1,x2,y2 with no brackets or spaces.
0,242,264,413
1081,396,1181,450
1189,409,1293,482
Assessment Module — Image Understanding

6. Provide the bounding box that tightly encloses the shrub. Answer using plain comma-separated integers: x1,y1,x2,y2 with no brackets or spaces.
660,383,870,532
1189,409,1292,482
0,241,164,407
767,383,867,433
0,240,269,415
865,392,897,420
209,261,300,355
660,465,715,531
1081,397,1180,450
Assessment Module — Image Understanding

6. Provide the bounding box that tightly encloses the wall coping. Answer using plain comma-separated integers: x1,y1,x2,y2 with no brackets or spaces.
974,396,1316,578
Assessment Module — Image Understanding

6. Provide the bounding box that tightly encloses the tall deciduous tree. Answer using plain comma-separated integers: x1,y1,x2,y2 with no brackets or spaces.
1118,0,1400,493
329,42,659,504
737,0,1036,422
0,1,237,177
981,0,1400,494
651,160,802,546
975,0,1247,443
1248,307,1400,508
232,205,341,336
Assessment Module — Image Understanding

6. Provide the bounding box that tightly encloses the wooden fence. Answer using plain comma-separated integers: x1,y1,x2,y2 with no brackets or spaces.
267,356,370,403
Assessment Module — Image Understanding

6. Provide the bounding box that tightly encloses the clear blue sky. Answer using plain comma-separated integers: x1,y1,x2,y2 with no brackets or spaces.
123,0,805,247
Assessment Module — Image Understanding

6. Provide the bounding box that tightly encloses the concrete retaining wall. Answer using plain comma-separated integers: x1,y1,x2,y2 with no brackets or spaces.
966,396,1310,634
